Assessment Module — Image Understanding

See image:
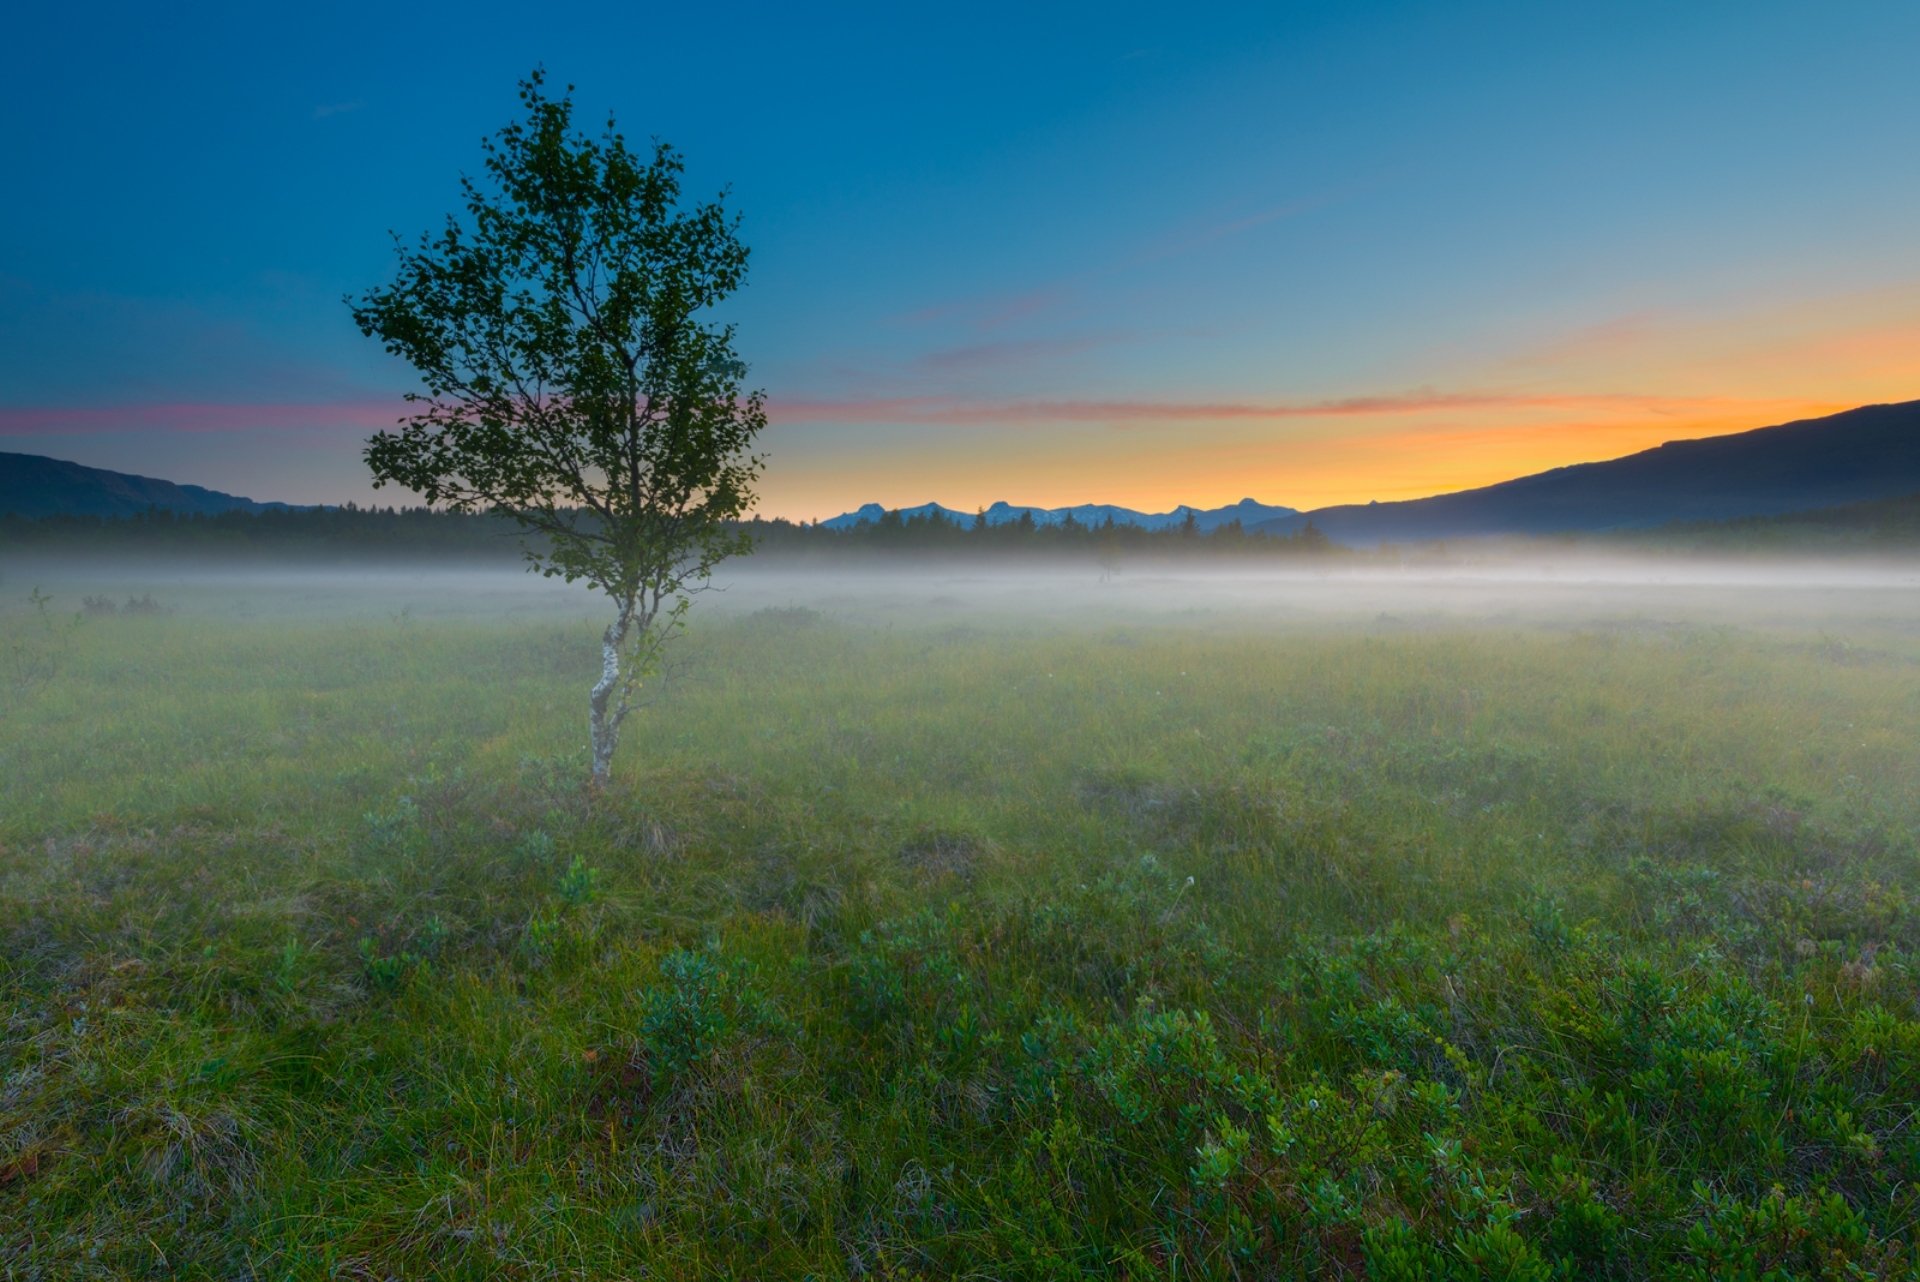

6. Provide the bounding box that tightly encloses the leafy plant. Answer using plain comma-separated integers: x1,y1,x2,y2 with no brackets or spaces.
636,947,785,1091
555,854,601,906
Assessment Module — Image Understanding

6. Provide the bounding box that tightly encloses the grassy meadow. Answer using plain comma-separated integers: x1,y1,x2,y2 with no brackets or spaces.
3,562,1919,1278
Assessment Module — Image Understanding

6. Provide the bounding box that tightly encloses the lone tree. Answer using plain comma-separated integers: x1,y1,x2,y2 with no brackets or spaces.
351,71,765,783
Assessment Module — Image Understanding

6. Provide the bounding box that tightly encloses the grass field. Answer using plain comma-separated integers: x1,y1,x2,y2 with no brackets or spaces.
4,563,1919,1278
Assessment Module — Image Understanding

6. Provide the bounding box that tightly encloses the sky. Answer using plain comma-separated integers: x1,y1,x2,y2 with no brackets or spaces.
2,1,1917,520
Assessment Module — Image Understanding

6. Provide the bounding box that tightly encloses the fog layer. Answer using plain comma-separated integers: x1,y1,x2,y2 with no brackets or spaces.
9,552,1918,633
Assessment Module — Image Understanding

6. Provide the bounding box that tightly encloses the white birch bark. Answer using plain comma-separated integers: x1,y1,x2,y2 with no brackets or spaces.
588,606,633,784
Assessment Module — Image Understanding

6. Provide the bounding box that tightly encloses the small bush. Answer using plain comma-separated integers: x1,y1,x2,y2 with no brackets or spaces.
357,937,422,994
555,854,600,906
635,947,786,1092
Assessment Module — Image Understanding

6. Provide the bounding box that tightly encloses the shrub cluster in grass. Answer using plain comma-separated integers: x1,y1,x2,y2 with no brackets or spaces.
2,608,1918,1276
79,593,171,618
7,822,1912,1277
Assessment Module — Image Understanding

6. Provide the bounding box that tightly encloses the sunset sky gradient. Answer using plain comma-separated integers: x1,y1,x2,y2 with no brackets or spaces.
3,1,1916,518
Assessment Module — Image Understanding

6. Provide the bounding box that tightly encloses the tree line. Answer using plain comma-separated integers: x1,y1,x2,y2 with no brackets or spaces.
747,505,1337,557
3,502,1338,561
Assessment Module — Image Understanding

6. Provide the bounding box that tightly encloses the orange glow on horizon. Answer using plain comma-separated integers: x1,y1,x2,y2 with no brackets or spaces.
750,393,1873,519
751,286,1920,520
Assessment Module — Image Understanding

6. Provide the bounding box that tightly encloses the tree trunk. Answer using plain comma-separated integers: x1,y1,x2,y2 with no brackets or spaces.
588,607,632,785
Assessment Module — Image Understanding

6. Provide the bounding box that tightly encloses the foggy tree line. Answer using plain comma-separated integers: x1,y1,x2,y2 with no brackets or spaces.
748,506,1337,556
1,502,1340,560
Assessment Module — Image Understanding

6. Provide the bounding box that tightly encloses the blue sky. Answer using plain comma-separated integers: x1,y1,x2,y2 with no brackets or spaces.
3,1,1917,516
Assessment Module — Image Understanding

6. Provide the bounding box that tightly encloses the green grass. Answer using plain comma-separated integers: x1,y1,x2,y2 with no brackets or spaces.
4,587,1919,1278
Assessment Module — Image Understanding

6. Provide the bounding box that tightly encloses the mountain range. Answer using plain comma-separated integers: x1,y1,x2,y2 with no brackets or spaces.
819,497,1298,532
6,398,1917,543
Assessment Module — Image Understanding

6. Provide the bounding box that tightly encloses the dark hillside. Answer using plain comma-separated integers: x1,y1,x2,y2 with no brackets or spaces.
0,451,295,519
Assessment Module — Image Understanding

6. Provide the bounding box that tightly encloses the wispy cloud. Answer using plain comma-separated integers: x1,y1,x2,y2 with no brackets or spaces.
765,389,1779,426
312,100,364,120
0,401,400,436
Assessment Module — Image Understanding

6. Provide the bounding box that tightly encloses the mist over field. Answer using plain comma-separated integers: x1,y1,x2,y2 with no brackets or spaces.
5,541,1920,1276
12,551,1920,628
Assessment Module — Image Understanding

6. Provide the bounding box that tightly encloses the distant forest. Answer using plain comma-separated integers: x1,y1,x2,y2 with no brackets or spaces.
1621,490,1920,552
1,503,1338,562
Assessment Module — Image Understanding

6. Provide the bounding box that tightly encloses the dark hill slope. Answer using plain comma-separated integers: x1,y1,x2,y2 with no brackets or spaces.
0,451,293,519
1256,400,1920,545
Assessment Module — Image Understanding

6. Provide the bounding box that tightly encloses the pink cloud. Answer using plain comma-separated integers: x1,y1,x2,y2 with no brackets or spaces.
0,388,1801,442
0,400,404,436
765,389,1771,425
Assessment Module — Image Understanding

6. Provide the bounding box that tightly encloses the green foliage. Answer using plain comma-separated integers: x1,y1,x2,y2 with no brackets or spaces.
555,853,601,905
361,793,422,854
635,947,786,1091
350,70,764,601
516,827,557,863
357,935,423,993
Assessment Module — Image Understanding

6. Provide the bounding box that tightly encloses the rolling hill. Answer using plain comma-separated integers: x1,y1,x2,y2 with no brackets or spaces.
0,451,297,519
